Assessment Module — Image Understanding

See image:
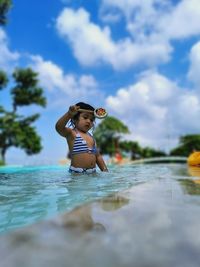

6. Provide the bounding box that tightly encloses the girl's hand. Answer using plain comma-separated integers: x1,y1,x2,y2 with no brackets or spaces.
68,105,80,117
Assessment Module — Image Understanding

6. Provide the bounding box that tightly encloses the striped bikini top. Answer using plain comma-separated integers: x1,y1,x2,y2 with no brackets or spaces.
71,130,97,155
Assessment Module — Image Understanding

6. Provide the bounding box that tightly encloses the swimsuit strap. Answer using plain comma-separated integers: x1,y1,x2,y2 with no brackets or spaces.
74,129,81,137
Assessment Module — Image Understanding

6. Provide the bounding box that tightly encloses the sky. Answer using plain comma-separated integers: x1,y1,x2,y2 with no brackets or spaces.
1,0,200,165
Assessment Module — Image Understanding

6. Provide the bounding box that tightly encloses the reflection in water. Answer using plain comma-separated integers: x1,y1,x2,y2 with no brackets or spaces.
0,163,195,234
55,205,106,233
188,166,200,178
55,194,130,233
100,195,129,211
2,164,200,267
179,179,200,195
178,166,200,195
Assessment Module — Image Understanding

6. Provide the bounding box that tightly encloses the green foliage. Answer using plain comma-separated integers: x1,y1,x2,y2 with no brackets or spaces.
94,116,166,158
16,117,42,155
94,116,129,155
140,147,166,158
119,140,166,159
0,68,46,163
119,140,141,153
0,70,8,89
0,0,12,25
0,111,42,154
0,2,45,164
119,140,141,159
12,68,46,111
95,116,129,137
170,134,200,156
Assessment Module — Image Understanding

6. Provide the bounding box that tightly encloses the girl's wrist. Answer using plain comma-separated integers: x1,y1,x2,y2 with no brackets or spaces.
102,167,108,172
68,110,74,117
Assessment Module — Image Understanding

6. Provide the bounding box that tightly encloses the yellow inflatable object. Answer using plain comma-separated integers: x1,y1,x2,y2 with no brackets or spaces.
187,152,200,167
188,166,200,177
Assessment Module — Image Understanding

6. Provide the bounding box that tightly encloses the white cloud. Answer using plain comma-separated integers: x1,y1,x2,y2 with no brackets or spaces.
106,71,200,151
0,29,19,70
56,8,171,70
106,71,176,118
101,0,171,36
29,55,102,107
102,0,200,40
159,0,200,39
101,0,170,16
55,1,200,70
174,93,200,131
56,8,117,66
187,41,200,88
30,55,64,91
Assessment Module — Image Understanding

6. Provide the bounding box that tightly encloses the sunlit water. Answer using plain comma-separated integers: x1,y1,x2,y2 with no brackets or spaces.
0,163,190,234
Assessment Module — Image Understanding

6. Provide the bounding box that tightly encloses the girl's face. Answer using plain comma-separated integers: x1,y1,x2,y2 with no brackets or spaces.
75,112,95,132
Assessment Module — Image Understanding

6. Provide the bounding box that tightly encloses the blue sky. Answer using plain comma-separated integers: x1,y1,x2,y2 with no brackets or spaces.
1,0,200,165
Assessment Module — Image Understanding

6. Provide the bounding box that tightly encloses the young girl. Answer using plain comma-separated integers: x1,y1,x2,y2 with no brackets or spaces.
55,102,108,174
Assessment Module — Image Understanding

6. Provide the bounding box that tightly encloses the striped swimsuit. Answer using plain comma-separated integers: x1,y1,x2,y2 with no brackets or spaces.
69,130,97,174
71,131,97,155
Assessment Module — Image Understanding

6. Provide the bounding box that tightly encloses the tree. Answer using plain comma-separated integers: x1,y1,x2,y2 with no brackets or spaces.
170,134,200,156
140,146,166,158
0,70,8,89
94,116,129,155
0,0,12,25
119,140,142,159
119,140,166,159
0,68,46,164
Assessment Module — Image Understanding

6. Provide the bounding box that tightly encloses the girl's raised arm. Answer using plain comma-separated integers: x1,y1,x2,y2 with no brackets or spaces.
55,105,79,137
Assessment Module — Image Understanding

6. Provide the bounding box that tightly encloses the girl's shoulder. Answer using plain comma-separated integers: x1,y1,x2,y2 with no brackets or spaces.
66,128,77,141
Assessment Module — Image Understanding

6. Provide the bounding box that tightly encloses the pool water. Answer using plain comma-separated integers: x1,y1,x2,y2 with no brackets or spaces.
0,163,190,234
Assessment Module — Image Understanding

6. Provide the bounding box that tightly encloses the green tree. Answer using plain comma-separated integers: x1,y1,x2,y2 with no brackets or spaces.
0,70,8,89
119,140,142,159
94,116,129,155
140,146,166,158
119,140,166,159
170,134,200,156
0,0,12,25
0,68,46,164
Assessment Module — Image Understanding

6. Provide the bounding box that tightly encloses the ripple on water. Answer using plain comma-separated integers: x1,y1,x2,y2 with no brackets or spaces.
0,163,189,233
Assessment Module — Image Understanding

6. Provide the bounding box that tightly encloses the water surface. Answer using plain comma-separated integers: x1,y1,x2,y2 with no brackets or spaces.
0,163,193,233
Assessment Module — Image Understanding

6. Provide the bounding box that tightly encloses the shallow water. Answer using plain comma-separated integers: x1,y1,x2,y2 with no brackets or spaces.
0,163,191,233
2,163,200,267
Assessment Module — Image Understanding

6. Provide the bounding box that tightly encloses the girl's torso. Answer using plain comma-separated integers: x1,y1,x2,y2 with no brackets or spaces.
67,129,97,168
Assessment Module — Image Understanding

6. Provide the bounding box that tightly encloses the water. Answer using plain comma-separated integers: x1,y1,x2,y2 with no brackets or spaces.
0,163,190,234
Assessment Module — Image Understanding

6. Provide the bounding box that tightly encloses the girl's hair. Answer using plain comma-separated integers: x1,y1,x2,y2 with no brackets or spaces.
70,102,95,129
